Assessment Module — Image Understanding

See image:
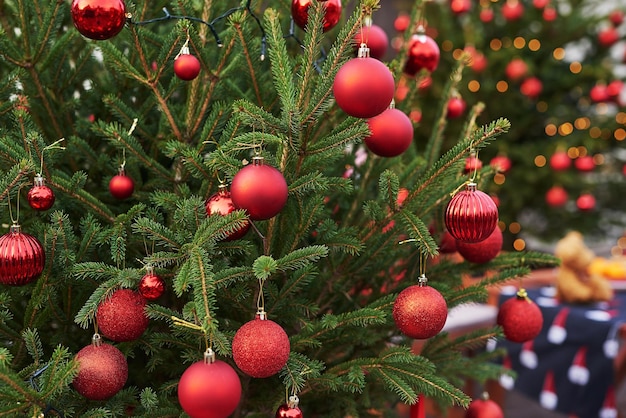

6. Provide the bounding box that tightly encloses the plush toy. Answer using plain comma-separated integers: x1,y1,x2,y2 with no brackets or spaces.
553,231,614,304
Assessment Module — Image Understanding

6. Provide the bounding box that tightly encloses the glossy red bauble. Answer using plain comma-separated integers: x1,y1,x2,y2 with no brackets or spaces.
364,108,414,157
447,97,466,119
276,404,303,418
545,186,568,207
404,32,440,76
393,283,448,339
590,84,609,103
543,6,557,21
174,54,201,81
73,340,128,400
0,225,45,286
138,272,165,300
333,56,395,119
456,226,502,264
505,58,528,81
501,0,525,21
497,290,543,343
96,289,149,342
354,24,389,60
178,359,242,418
574,155,595,172
490,155,512,173
232,317,291,378
27,175,55,211
520,77,542,99
609,10,625,27
71,0,127,40
109,172,134,199
291,0,342,32
549,151,571,171
205,185,251,240
598,27,620,47
450,0,472,15
465,396,504,418
576,193,596,211
230,157,289,221
445,183,498,243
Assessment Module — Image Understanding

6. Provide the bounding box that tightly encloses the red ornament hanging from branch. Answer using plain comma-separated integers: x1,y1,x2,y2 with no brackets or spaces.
205,184,251,241
393,275,448,339
497,288,543,343
71,0,127,40
138,267,165,300
276,395,304,418
291,0,342,32
364,107,414,157
174,39,201,81
445,182,498,243
27,174,55,211
0,223,45,286
403,27,440,77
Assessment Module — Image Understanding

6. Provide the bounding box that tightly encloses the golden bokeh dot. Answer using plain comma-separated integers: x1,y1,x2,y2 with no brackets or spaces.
553,48,565,60
496,80,509,92
567,147,580,158
575,117,590,130
576,146,587,157
617,112,626,125
528,39,541,51
590,127,602,138
468,80,481,92
513,239,526,251
558,122,574,136
494,173,506,185
514,37,526,49
535,155,546,167
615,128,626,141
452,49,464,60
593,154,604,164
618,237,626,248
545,124,557,136
442,40,454,51
509,222,521,234
570,62,582,73
490,39,502,51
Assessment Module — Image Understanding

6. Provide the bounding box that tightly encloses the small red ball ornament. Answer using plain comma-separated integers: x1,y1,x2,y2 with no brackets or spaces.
479,7,494,22
394,14,410,32
497,289,543,343
549,151,571,171
545,186,568,207
276,396,304,418
206,184,251,240
465,393,504,418
109,171,134,199
609,10,625,27
576,193,596,211
0,224,45,286
291,0,342,33
393,277,448,339
532,0,549,8
543,6,557,21
96,289,149,342
174,53,201,81
465,46,487,73
403,31,440,76
520,77,543,99
354,24,389,61
138,269,165,300
364,108,414,157
445,182,498,243
590,84,609,103
463,155,482,174
456,226,502,264
505,58,528,81
230,156,289,221
598,27,620,47
71,0,127,40
27,174,55,211
501,0,525,21
232,314,291,378
447,96,467,119
450,0,472,15
574,155,595,172
333,47,395,118
490,155,512,173
178,351,242,418
73,335,128,400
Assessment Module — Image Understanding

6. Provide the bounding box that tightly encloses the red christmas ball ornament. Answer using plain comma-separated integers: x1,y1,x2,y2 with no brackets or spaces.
520,77,542,99
545,186,568,207
138,269,165,300
393,277,448,339
501,0,525,21
0,224,45,286
590,84,609,103
574,155,595,172
505,58,528,81
479,7,494,22
609,10,625,27
465,46,487,73
27,174,55,211
354,23,388,61
291,0,342,33
73,335,128,400
96,288,149,342
446,96,466,119
598,27,620,47
456,225,502,264
364,108,414,157
230,156,289,221
549,151,571,171
543,6,557,21
403,31,440,76
206,184,251,240
465,393,504,418
463,155,482,174
532,0,549,9
232,314,291,378
439,229,458,254
71,0,127,40
490,155,512,173
394,14,410,32
576,193,596,211
109,171,134,199
450,0,472,15
497,288,543,343
445,182,498,243
607,80,624,100
333,48,395,118
276,396,304,418
178,351,242,418
174,53,201,81
409,109,422,123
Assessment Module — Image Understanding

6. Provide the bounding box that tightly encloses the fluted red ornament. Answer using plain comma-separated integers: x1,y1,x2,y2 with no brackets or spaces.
403,30,440,76
393,276,448,339
71,0,127,40
291,0,342,32
0,224,45,286
27,174,55,211
445,182,498,243
205,184,251,240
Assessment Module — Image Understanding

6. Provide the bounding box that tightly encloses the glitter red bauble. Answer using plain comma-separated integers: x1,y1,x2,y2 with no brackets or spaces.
109,173,134,199
205,185,251,240
333,56,395,118
230,157,289,221
174,54,201,81
549,151,571,171
463,156,482,174
232,317,291,378
96,289,149,342
545,186,568,207
178,359,242,418
27,175,55,211
450,0,472,15
576,193,596,211
456,226,502,264
501,0,525,21
364,108,414,157
447,97,466,119
354,24,389,60
490,155,512,173
0,224,45,286
276,404,304,418
73,342,128,400
71,0,127,40
445,183,498,243
520,77,542,99
574,155,595,172
138,272,165,300
505,58,528,81
465,397,504,418
393,284,448,339
598,27,620,48
497,291,543,343
291,0,342,32
403,33,440,76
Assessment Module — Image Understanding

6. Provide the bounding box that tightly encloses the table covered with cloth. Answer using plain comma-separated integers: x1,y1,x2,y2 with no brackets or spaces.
493,285,626,418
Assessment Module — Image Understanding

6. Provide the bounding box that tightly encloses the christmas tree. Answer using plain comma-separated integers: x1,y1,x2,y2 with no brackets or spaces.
0,0,557,417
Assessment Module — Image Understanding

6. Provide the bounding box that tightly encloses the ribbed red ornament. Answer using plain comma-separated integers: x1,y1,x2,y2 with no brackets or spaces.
27,174,55,211
393,278,448,339
71,0,127,40
497,289,543,343
205,184,251,240
445,182,498,243
0,224,45,286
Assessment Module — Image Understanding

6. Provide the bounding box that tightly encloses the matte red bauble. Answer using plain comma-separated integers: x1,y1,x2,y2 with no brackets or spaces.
520,77,542,99
447,97,466,119
598,27,619,47
465,395,504,418
590,84,609,103
576,193,596,211
174,53,201,81
463,155,482,174
109,172,134,199
291,0,342,32
71,0,127,40
479,7,494,23
574,155,595,172
178,358,242,418
96,289,149,342
490,155,512,173
609,10,625,27
333,52,395,118
230,157,289,221
607,80,624,100
205,184,251,240
354,24,389,60
505,58,528,81
394,14,410,32
276,404,303,418
456,226,502,264
73,337,128,400
532,0,549,8
138,271,165,300
0,224,45,286
27,174,55,211
549,151,571,171
501,0,524,21
543,7,557,21
232,316,291,378
364,108,414,157
403,32,440,76
393,280,448,339
497,289,543,343
445,183,498,243
450,0,472,14
545,186,568,207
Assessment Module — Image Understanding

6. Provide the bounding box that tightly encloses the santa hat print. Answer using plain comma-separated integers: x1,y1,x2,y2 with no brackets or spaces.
599,385,618,418
499,354,515,390
547,307,569,344
603,322,623,359
520,339,538,369
540,370,558,410
567,346,589,385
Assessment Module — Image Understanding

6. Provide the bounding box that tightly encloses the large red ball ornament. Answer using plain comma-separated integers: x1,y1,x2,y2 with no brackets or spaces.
445,182,498,243
109,172,134,199
230,157,289,221
232,316,291,378
333,51,395,119
178,355,242,418
465,394,504,418
291,0,342,32
27,174,55,211
96,289,149,342
0,224,45,286
393,279,448,339
276,404,304,418
403,32,440,76
456,226,502,264
545,186,568,207
354,24,389,61
174,53,201,81
71,0,127,40
205,184,251,240
138,270,165,300
497,289,543,343
364,108,414,157
549,151,571,171
73,336,128,400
